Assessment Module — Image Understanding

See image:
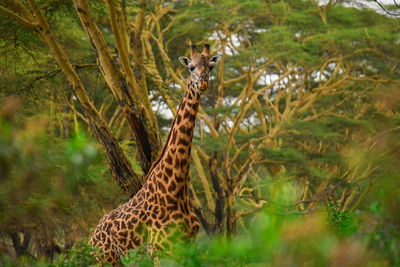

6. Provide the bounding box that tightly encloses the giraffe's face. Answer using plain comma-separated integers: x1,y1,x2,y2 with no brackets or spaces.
179,44,221,92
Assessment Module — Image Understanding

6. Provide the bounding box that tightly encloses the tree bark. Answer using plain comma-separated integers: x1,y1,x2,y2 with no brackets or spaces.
73,0,161,174
11,0,143,197
10,232,30,257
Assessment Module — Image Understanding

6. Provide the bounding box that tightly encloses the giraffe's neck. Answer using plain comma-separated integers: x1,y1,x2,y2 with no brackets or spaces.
155,80,200,199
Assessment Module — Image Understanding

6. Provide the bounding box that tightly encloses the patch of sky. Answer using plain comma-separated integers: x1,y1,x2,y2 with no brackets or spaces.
319,0,400,17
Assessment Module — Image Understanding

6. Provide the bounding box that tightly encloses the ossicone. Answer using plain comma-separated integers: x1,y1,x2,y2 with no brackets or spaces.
191,44,198,57
203,44,210,55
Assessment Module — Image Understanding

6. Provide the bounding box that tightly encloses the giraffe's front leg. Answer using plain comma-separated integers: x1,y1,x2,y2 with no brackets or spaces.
148,229,163,254
147,229,165,267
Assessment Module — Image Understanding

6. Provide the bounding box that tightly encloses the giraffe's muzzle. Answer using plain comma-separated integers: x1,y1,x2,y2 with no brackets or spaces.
200,81,208,90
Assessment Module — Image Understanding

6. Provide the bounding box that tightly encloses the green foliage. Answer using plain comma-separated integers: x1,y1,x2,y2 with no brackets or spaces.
0,96,124,261
115,210,382,267
1,0,400,265
326,197,357,237
52,240,100,267
63,131,99,190
121,245,153,267
260,147,306,164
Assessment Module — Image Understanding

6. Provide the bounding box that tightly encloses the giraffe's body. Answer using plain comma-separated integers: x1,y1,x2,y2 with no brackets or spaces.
89,44,221,265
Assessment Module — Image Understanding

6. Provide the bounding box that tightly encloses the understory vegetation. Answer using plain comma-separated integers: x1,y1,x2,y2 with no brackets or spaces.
0,0,399,266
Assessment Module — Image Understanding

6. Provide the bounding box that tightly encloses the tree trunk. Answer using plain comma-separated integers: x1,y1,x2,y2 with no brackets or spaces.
10,232,30,257
26,0,142,197
73,0,162,175
0,0,164,197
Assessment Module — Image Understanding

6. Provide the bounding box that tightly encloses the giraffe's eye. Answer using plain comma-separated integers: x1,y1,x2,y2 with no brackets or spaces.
209,66,215,72
189,66,195,72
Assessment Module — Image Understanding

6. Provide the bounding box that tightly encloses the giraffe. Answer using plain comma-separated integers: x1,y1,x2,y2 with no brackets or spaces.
89,43,221,265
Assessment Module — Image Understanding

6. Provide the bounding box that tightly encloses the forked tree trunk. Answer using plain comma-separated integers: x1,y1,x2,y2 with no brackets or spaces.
0,0,167,198
73,0,162,175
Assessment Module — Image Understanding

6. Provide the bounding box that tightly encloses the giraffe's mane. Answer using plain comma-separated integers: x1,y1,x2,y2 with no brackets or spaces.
143,85,186,181
146,114,178,177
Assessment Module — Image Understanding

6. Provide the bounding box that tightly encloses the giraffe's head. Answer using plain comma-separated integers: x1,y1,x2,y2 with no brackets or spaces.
179,44,221,92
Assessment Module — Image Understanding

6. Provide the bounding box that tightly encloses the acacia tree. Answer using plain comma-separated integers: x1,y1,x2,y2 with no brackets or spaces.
1,0,399,252
151,0,400,236
0,0,163,198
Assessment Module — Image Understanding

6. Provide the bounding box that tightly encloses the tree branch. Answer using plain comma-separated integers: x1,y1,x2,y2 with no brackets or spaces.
373,0,400,17
0,4,36,30
25,0,142,197
73,0,161,174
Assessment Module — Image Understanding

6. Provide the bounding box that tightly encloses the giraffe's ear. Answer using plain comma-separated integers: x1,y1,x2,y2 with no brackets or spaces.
179,56,191,67
210,55,221,65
